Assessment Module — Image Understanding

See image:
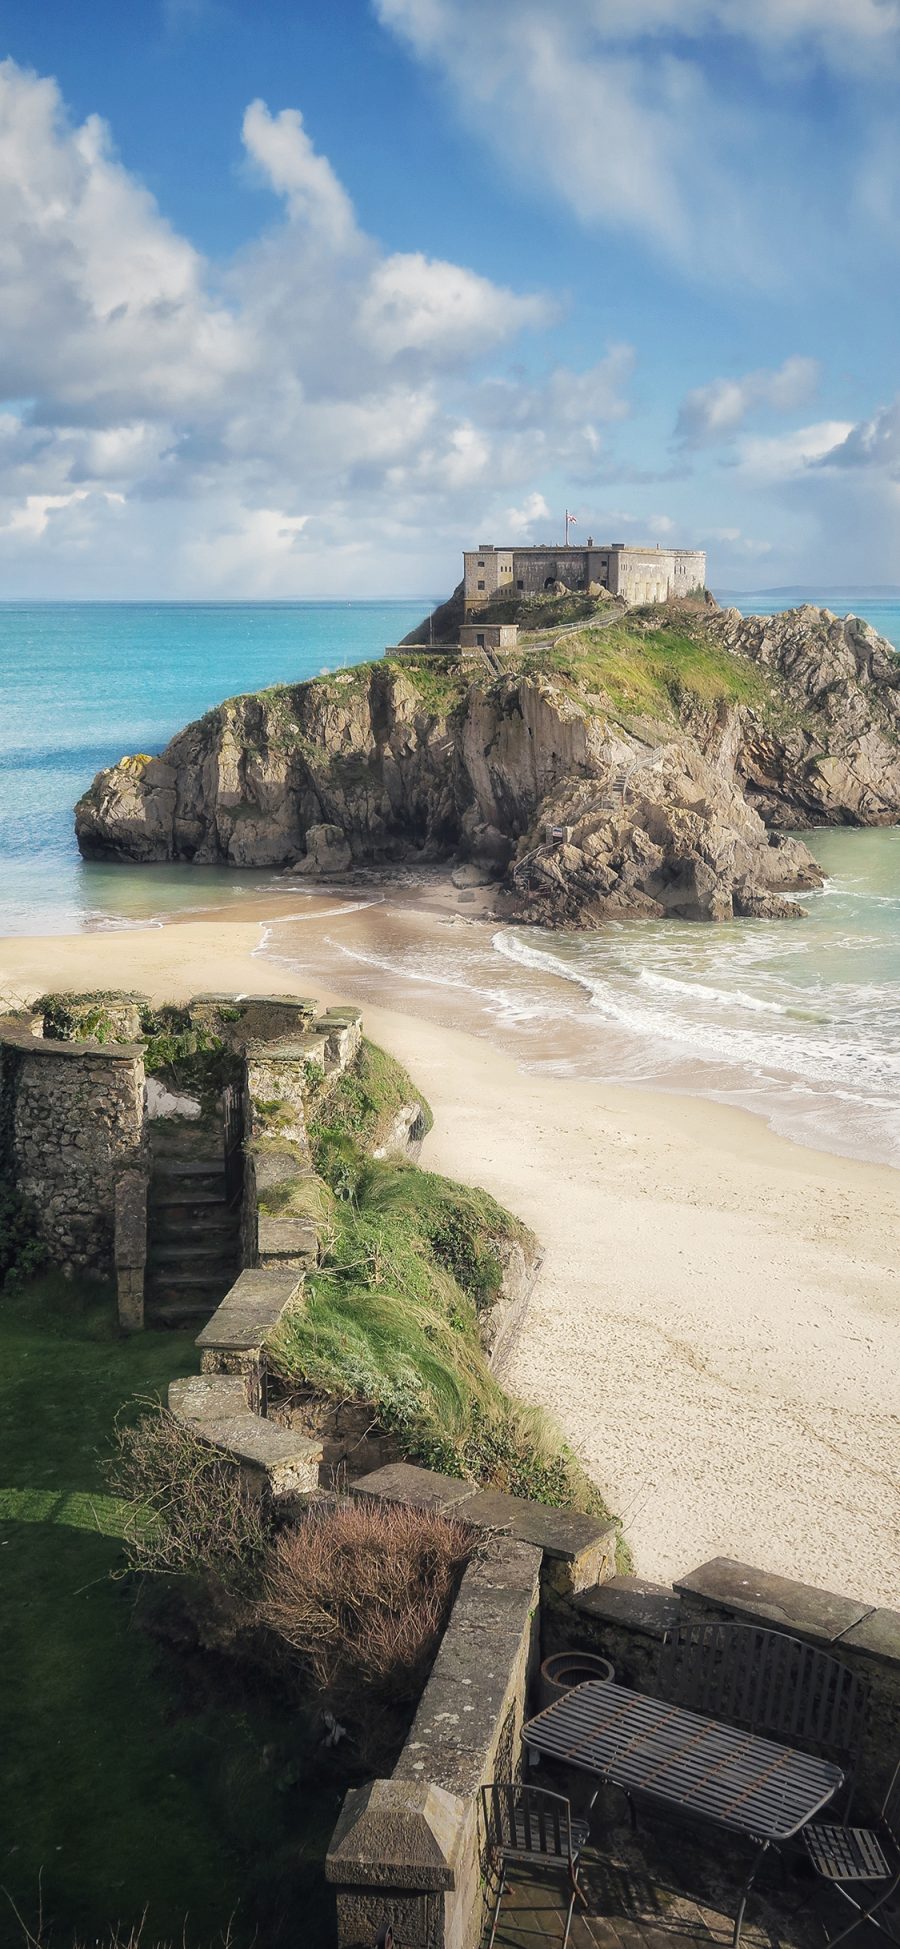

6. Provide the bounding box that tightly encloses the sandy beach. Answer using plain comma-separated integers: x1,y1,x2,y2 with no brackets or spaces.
2,894,898,1609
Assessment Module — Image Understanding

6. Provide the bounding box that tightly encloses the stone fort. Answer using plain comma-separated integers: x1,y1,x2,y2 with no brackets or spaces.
463,538,707,612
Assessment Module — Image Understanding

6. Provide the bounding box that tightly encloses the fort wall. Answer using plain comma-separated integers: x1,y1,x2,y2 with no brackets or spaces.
463,542,706,611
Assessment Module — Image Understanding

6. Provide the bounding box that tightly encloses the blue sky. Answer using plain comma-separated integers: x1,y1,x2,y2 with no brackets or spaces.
0,0,899,597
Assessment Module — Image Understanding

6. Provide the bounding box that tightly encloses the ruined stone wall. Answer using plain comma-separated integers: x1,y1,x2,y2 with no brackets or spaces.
0,1024,145,1273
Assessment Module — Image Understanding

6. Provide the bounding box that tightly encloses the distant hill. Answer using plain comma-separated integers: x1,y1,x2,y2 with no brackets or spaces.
716,584,900,601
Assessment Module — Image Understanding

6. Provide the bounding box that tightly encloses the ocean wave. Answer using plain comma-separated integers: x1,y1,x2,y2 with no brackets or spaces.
268,930,574,1027
635,967,792,1016
493,928,900,1093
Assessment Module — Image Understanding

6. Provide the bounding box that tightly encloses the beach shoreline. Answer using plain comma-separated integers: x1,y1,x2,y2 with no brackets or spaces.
2,889,897,1608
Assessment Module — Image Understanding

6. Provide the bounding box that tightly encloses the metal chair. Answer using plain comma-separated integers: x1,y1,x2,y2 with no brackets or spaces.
481,1781,589,1949
804,1759,900,1946
657,1621,869,1807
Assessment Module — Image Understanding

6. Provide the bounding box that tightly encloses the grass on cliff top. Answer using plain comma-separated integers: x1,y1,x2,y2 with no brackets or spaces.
268,1048,617,1526
526,621,771,718
0,1278,335,1946
382,652,465,715
310,1036,433,1153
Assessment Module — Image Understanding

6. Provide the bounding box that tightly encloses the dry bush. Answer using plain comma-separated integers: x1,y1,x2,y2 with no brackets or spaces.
16,1932,236,1949
8,1890,238,1948
107,1404,269,1593
261,1497,473,1718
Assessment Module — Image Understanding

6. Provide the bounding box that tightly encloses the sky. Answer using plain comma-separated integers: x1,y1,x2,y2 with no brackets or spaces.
0,0,899,598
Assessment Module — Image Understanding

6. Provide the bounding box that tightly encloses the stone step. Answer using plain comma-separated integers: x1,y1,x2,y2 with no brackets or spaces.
153,1158,227,1180
148,1271,235,1304
151,1183,229,1204
149,1243,238,1272
151,1206,240,1238
146,1299,221,1329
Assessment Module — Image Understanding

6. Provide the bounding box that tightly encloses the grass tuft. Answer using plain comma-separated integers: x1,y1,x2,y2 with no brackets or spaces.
525,622,771,718
268,1141,613,1519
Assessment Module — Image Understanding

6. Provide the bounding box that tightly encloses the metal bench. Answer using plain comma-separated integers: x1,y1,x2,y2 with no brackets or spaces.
657,1620,869,1806
481,1782,589,1949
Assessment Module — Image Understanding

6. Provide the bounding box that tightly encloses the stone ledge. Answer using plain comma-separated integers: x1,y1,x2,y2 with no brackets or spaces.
350,1463,616,1596
350,1461,480,1514
573,1574,684,1640
674,1557,872,1647
245,1033,326,1070
394,1538,542,1802
169,1373,249,1421
168,1376,322,1496
457,1488,617,1596
838,1608,900,1666
195,1267,303,1356
0,1021,144,1060
257,1214,319,1264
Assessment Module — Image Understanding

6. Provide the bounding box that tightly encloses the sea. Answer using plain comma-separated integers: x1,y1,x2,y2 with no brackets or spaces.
1,590,898,1168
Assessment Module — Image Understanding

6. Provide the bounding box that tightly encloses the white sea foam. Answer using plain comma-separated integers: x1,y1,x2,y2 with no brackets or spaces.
493,927,900,1094
635,967,792,1016
258,825,900,1168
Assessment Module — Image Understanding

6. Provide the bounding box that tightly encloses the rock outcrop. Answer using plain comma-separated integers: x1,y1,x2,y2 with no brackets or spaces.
720,605,900,826
74,605,900,926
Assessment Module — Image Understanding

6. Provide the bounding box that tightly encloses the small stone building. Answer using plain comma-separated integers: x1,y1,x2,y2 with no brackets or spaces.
458,622,518,652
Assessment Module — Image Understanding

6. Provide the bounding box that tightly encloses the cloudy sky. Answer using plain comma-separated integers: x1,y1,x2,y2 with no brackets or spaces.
1,0,898,597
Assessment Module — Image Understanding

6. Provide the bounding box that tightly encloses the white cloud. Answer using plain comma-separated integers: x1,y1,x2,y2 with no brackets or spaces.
242,99,357,247
358,252,554,362
675,357,820,447
375,0,898,280
733,420,855,483
814,398,900,472
503,492,552,538
378,0,900,68
0,59,636,594
707,526,773,556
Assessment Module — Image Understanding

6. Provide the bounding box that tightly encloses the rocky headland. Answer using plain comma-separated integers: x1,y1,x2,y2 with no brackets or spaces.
74,598,900,926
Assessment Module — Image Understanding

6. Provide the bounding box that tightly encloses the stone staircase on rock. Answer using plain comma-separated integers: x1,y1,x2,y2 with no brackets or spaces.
146,1133,241,1328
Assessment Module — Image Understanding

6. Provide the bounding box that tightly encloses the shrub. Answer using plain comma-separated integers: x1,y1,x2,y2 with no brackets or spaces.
35,990,140,1044
107,1406,270,1595
261,1498,473,1719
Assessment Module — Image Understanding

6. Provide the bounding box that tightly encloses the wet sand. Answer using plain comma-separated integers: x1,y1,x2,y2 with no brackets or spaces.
1,885,897,1608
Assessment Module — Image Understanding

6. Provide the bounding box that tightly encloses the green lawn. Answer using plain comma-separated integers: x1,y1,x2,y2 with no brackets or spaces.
0,1280,339,1949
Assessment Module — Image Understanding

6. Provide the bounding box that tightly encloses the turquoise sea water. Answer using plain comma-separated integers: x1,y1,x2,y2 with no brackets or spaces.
0,592,898,1164
0,599,431,934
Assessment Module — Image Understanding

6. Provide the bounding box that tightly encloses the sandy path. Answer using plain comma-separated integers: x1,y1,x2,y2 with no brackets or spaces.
2,909,898,1607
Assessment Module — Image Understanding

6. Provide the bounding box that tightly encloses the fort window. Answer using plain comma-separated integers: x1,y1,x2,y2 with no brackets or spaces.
477,580,485,590
517,579,524,589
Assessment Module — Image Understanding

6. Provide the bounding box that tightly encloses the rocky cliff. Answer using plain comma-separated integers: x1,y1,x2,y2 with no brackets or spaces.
74,603,900,925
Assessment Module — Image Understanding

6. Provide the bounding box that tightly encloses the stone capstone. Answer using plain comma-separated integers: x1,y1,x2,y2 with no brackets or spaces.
674,1556,872,1646
196,1266,303,1367
168,1371,323,1498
